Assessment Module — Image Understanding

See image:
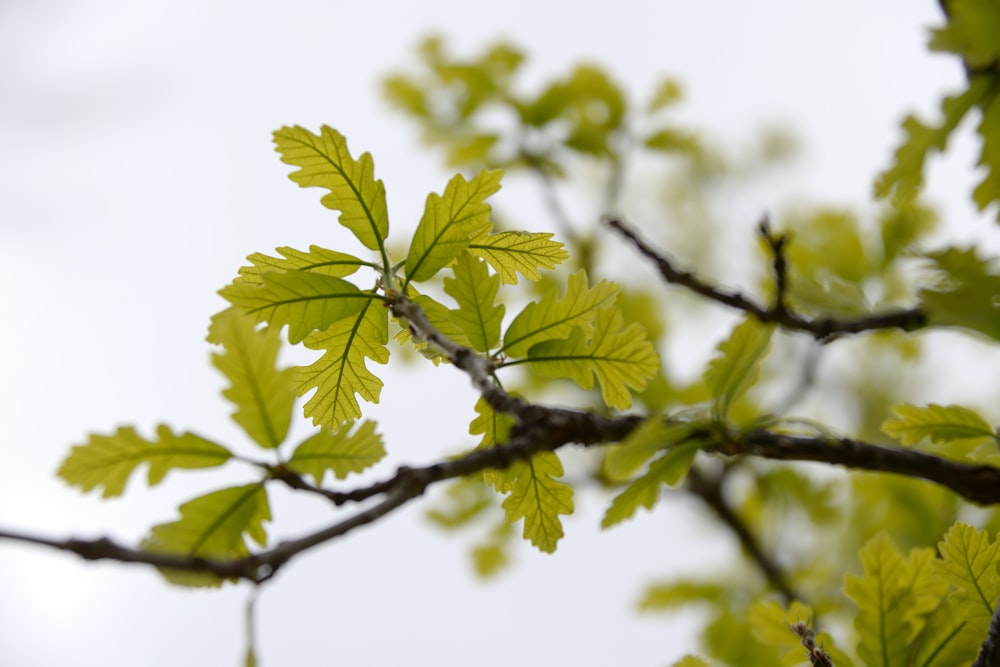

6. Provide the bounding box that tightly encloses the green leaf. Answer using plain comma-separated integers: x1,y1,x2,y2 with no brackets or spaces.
670,657,711,667
467,223,568,284
929,0,1000,68
844,533,918,667
920,247,1000,341
974,84,1000,219
647,78,684,112
297,297,390,428
220,271,373,344
502,269,619,357
404,169,502,283
519,306,660,409
286,420,385,484
273,125,389,253
500,452,574,553
703,317,774,420
637,580,729,611
603,418,702,483
394,293,474,363
444,252,505,353
235,246,368,286
208,308,296,449
144,484,270,587
933,522,1000,632
750,601,856,667
874,81,986,204
58,426,231,498
470,396,516,492
882,403,994,446
601,442,700,528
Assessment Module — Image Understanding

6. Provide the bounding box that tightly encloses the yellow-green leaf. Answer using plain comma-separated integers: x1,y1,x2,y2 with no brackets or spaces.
394,293,473,362
208,308,296,449
297,297,390,428
404,169,502,283
750,601,856,667
444,252,505,353
519,306,660,409
287,420,385,483
601,442,700,528
220,271,373,344
58,426,231,498
273,125,388,252
467,223,568,284
882,403,994,446
143,484,270,587
670,657,711,667
501,269,619,357
500,452,574,553
929,0,1000,68
470,396,516,492
235,246,368,286
703,317,774,420
933,522,1000,632
920,247,1000,341
603,418,692,483
844,533,915,667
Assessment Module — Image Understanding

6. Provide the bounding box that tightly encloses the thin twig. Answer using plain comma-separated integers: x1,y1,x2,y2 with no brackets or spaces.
686,465,801,604
605,217,926,340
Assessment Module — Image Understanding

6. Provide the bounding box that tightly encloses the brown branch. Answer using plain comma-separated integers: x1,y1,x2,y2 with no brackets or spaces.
686,465,801,604
605,217,926,340
974,597,1000,667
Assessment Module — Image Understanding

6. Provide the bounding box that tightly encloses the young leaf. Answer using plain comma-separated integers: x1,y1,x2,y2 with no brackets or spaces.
500,452,574,553
297,298,390,428
143,483,271,587
703,317,774,420
501,269,619,357
603,418,700,483
444,252,505,352
518,306,660,409
58,426,232,498
208,308,296,449
601,442,700,528
235,246,368,286
404,169,502,283
933,522,1000,631
273,125,389,253
670,657,711,667
750,601,856,667
394,293,473,361
920,247,1000,341
220,271,373,344
882,403,995,446
844,532,917,667
929,0,1000,69
286,420,385,483
470,396,516,492
467,223,568,284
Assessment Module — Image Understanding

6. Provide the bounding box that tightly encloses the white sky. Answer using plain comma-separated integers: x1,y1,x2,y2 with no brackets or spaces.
0,1,982,666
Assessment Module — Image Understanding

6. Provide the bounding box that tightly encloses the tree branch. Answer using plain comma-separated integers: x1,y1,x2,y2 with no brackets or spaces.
605,217,926,340
974,596,1000,667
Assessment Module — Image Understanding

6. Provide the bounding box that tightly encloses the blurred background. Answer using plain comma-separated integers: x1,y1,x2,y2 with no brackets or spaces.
0,1,984,665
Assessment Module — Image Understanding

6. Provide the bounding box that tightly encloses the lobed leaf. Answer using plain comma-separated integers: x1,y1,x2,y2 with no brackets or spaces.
404,169,502,283
749,601,856,667
920,247,1000,341
933,522,1000,631
235,246,368,286
208,308,296,449
500,452,574,553
703,317,774,420
297,298,390,428
882,403,994,446
143,484,271,587
394,293,473,362
601,441,700,528
220,270,373,344
444,252,505,352
519,306,660,409
58,426,231,498
603,418,698,483
470,396,517,492
287,420,385,484
467,223,568,284
273,125,389,252
501,269,619,357
929,0,1000,69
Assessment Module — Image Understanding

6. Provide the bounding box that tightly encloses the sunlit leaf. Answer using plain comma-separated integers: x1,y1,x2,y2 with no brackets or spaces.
502,269,618,357
601,441,701,528
273,125,389,252
394,293,473,362
603,418,699,483
670,657,711,667
519,306,660,409
444,252,505,352
287,420,385,483
470,396,517,492
467,223,568,284
220,271,373,344
144,484,270,587
500,452,574,553
235,246,368,286
58,426,231,498
933,522,1000,632
703,317,774,420
930,0,1000,68
882,403,995,446
297,298,390,427
920,247,1000,341
404,169,502,283
208,308,296,449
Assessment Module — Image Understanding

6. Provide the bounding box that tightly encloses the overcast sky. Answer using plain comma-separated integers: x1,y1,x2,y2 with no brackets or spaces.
0,2,981,666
